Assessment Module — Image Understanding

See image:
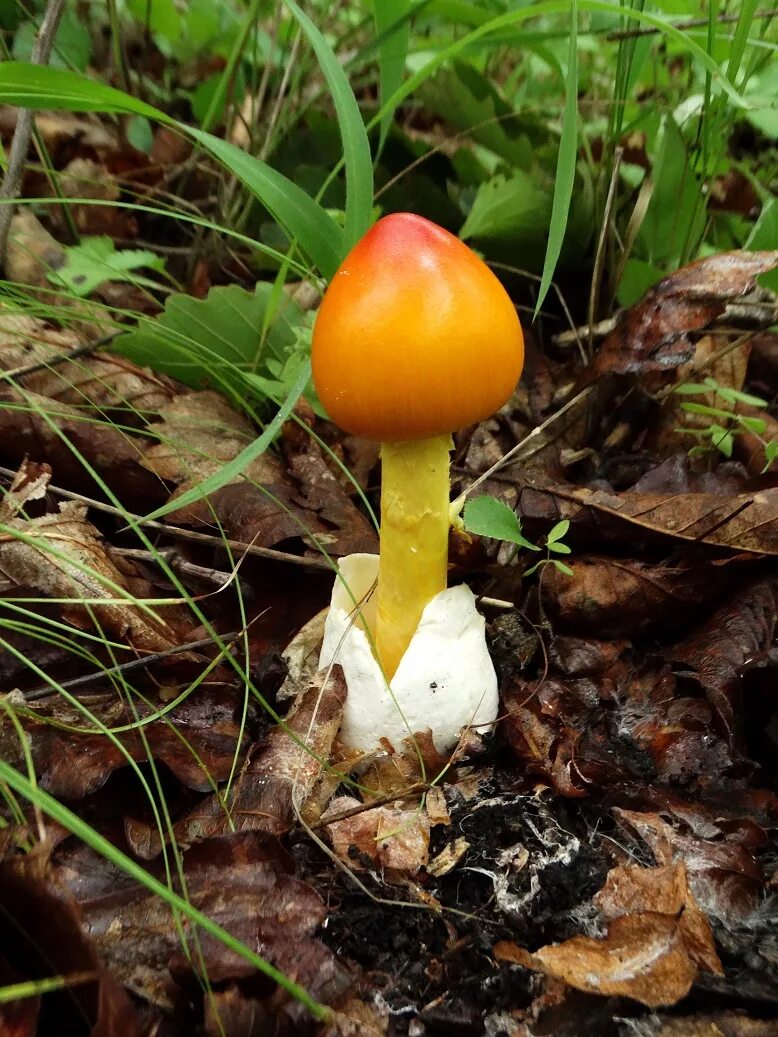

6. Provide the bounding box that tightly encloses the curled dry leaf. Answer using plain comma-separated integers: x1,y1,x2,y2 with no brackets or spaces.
591,251,778,379
323,794,430,874
0,466,188,654
495,862,721,1008
666,578,778,739
125,668,346,858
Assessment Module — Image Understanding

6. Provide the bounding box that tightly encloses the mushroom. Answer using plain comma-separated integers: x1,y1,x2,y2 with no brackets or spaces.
312,212,524,750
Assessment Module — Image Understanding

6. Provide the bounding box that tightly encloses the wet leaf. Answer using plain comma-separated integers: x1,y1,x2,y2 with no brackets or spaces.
125,669,346,857
323,795,430,874
496,862,721,1007
666,579,778,739
591,251,778,378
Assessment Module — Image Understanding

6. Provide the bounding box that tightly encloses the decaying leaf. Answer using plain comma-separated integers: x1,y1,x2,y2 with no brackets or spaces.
55,832,353,1014
0,309,174,411
0,462,189,653
591,251,778,378
125,668,346,857
614,809,764,925
667,578,778,738
495,862,721,1008
0,849,141,1035
323,794,430,873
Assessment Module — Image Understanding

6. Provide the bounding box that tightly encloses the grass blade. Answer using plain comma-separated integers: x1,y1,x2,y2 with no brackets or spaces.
0,63,344,277
284,0,373,251
374,0,412,153
535,0,578,316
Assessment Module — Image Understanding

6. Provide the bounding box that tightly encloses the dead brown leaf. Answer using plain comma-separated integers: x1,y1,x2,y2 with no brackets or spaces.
56,831,353,1014
323,794,430,873
541,554,734,637
591,251,778,379
0,464,189,653
549,482,778,556
0,849,141,1035
0,310,175,411
595,862,722,975
27,685,245,797
666,578,778,738
615,809,764,925
125,668,346,857
498,912,700,1008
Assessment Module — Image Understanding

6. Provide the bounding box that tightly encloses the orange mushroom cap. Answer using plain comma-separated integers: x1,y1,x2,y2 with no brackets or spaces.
311,213,524,442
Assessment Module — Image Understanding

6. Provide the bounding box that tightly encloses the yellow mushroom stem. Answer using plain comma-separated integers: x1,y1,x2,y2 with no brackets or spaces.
375,434,453,679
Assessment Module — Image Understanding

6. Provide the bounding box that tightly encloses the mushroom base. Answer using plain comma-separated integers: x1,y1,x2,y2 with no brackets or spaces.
319,553,499,754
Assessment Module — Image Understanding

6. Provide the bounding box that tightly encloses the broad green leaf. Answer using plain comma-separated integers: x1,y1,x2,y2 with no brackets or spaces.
552,560,574,576
419,61,539,169
460,170,549,244
48,237,166,297
284,0,373,251
746,198,778,294
140,360,311,524
638,116,706,268
535,0,578,316
127,0,182,43
113,283,304,395
616,258,663,308
709,425,734,458
127,115,154,153
12,7,92,70
463,496,539,550
374,0,412,153
737,415,768,436
0,63,343,278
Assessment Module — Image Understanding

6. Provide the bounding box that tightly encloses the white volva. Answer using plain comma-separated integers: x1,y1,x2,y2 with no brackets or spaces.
319,554,499,753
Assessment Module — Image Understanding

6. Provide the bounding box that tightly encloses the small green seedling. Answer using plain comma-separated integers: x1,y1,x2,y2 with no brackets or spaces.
462,495,572,577
674,377,778,472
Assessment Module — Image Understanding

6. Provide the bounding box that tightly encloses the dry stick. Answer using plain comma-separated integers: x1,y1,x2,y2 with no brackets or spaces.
0,332,122,383
0,0,67,266
588,147,623,358
22,630,242,702
607,7,778,40
112,546,239,589
0,465,332,571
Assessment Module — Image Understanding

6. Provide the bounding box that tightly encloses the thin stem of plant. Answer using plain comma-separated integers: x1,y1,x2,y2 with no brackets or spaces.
606,6,777,40
0,0,67,266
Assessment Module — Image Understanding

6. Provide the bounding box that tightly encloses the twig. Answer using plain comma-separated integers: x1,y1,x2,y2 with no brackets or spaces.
21,630,242,702
606,7,778,40
0,0,67,267
112,546,242,589
0,332,121,383
0,465,333,571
